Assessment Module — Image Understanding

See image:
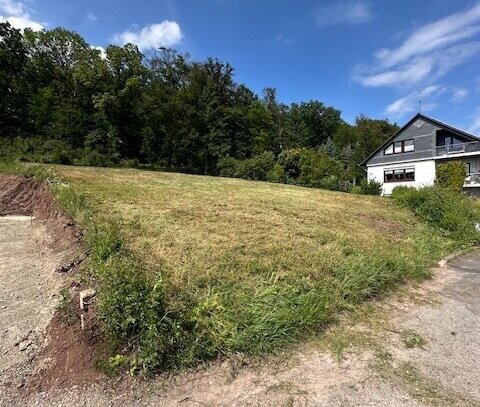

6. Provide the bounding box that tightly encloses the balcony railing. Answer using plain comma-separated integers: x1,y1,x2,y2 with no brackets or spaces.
464,173,480,186
463,173,480,186
435,141,480,156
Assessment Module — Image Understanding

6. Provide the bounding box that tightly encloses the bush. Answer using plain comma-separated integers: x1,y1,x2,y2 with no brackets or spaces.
277,149,304,183
391,185,480,243
220,148,352,192
76,149,115,167
267,163,285,183
314,175,351,192
298,149,343,187
0,136,76,164
217,156,240,177
358,179,382,196
436,161,467,192
218,153,275,181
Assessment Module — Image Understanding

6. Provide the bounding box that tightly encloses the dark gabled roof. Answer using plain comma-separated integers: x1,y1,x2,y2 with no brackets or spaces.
361,113,479,167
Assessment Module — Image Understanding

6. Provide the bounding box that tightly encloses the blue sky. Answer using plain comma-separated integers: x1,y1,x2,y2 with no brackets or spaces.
1,0,480,133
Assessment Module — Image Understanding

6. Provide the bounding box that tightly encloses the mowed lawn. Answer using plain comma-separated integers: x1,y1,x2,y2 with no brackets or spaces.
54,165,454,361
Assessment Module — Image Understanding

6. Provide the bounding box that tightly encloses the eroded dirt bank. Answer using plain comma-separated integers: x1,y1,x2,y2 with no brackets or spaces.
0,175,87,404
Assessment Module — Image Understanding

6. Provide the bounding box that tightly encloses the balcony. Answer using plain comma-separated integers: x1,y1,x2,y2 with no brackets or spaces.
464,173,480,187
435,141,480,157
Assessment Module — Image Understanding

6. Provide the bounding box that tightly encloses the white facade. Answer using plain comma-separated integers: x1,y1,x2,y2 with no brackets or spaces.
367,160,436,195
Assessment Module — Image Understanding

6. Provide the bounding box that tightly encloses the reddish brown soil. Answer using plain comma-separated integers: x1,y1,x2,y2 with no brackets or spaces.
0,174,81,250
27,290,105,392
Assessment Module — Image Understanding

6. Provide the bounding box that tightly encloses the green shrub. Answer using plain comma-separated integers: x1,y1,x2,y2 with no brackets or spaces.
217,156,240,177
391,185,480,243
0,136,76,164
234,151,276,181
350,185,362,194
359,179,382,196
76,149,115,167
314,175,350,192
298,149,343,187
267,162,285,183
436,161,467,192
277,148,304,182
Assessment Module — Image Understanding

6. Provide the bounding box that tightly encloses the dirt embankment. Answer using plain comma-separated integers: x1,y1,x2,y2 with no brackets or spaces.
0,174,104,402
0,175,80,250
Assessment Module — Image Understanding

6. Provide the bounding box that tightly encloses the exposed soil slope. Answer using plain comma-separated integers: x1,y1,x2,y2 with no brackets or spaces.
0,175,80,250
0,175,94,402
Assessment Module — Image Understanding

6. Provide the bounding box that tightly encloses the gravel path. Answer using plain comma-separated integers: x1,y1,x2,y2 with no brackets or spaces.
0,216,65,396
1,216,479,406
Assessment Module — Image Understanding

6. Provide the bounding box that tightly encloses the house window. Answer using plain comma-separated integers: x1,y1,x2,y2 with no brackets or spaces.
384,139,415,155
403,139,415,152
394,141,403,154
466,162,471,175
384,170,394,182
384,168,415,183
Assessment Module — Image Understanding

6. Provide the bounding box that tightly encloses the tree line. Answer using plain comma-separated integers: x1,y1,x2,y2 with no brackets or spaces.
0,22,398,191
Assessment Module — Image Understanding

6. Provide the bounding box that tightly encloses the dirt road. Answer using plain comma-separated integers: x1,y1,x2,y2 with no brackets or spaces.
1,215,479,406
0,215,65,390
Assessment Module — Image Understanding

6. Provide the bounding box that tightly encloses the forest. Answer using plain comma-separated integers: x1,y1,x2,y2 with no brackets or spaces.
0,22,399,192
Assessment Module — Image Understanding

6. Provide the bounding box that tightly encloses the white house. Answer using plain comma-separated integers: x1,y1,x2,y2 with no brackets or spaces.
362,113,480,196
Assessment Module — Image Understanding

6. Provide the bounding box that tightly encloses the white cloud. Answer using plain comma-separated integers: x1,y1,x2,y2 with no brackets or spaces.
468,107,480,135
113,21,182,50
92,45,106,59
314,1,373,27
274,34,293,44
86,13,98,23
358,59,432,87
355,3,480,88
385,85,445,118
450,87,469,103
0,0,44,31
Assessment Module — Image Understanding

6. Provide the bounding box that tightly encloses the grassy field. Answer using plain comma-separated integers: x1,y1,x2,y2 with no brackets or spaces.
46,165,459,371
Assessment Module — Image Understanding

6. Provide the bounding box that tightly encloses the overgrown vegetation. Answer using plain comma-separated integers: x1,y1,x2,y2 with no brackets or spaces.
217,148,381,194
37,165,460,374
436,160,467,192
2,162,476,375
1,22,396,193
391,185,480,244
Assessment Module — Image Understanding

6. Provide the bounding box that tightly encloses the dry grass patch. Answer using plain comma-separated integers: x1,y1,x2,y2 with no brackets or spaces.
51,165,456,371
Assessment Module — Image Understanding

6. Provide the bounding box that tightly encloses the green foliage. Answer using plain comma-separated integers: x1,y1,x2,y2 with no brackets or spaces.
391,186,480,243
0,136,75,164
358,179,382,196
234,151,276,180
12,164,458,375
401,330,426,349
226,148,352,192
267,163,285,183
436,161,467,192
0,22,397,186
297,149,343,187
217,156,239,177
218,152,275,181
96,354,129,377
277,148,304,182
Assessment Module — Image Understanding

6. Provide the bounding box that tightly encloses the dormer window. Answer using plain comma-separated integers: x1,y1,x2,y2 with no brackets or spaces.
384,139,415,155
403,139,414,152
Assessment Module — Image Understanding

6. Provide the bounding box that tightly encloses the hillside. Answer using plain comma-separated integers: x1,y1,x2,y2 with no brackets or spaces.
52,165,455,370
